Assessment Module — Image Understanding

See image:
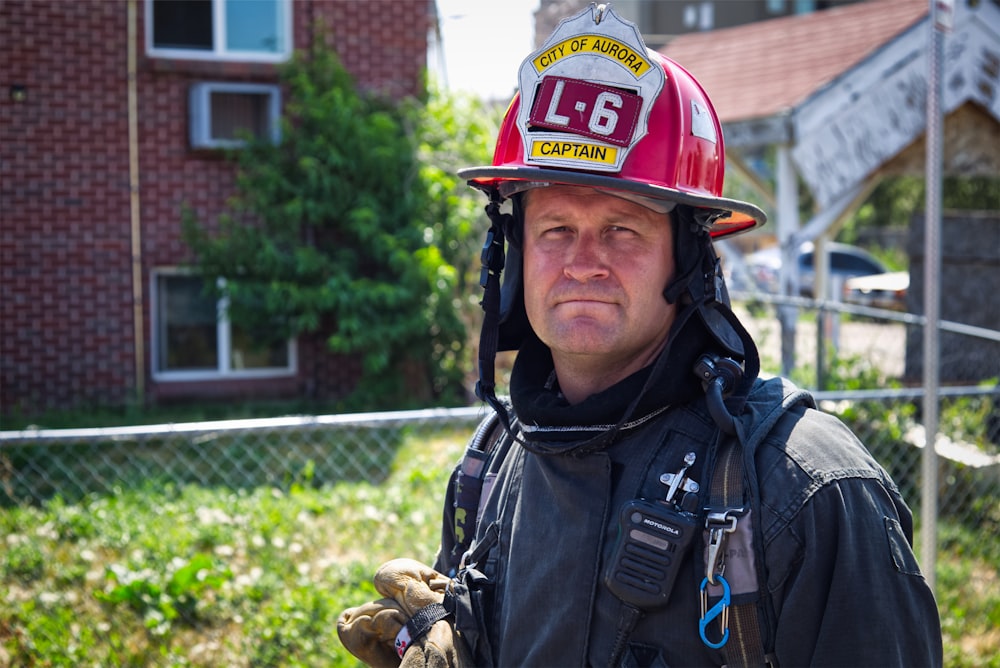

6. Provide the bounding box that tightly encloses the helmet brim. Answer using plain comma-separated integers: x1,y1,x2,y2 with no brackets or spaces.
459,165,766,238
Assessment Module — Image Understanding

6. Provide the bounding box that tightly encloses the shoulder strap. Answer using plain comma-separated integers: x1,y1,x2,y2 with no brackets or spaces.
447,409,509,571
707,379,813,668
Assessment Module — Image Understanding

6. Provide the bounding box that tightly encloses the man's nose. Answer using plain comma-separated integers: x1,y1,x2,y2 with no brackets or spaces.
563,234,610,282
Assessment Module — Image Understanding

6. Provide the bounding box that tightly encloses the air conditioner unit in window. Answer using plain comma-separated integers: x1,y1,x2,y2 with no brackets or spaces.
189,82,281,149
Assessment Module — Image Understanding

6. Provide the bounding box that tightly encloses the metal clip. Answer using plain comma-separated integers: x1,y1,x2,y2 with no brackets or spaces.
593,3,608,24
704,510,739,585
699,574,731,649
659,452,698,504
478,228,505,288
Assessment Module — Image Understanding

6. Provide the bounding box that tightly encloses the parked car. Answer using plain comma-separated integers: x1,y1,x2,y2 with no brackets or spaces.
742,241,887,298
842,271,909,311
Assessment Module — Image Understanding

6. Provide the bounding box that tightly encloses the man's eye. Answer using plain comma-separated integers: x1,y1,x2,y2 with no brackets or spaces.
542,225,570,235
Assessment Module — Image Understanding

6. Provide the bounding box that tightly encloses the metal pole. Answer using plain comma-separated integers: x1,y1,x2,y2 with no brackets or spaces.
127,0,146,406
922,0,951,593
815,236,829,391
776,146,799,378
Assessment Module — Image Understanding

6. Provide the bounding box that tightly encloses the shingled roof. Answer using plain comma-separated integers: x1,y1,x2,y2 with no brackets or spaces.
658,0,928,123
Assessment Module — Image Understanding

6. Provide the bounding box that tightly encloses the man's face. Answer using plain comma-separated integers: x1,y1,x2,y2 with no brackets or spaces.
521,185,677,380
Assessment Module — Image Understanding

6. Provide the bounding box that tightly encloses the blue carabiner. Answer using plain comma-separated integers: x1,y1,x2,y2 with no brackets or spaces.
699,574,731,649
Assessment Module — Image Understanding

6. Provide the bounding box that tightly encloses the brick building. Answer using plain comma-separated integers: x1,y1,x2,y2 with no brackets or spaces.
1,0,434,419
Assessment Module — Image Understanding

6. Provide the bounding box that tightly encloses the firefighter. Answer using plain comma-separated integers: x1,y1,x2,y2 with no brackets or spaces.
338,6,942,666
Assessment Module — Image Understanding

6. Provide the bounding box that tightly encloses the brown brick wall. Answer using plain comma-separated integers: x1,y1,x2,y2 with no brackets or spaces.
1,1,135,417
1,0,432,420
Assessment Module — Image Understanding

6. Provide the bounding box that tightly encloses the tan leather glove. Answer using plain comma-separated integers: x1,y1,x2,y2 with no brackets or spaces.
337,597,408,668
338,559,472,668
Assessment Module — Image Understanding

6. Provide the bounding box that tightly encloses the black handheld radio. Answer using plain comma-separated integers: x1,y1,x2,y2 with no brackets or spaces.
604,452,700,609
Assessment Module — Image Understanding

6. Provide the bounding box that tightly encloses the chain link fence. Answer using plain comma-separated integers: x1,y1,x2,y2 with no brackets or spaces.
0,408,484,506
3,390,997,521
0,409,485,506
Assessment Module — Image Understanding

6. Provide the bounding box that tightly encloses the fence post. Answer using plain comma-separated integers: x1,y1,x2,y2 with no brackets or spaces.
921,0,951,593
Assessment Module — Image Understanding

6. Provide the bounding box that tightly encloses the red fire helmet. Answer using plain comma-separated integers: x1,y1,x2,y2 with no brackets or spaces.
459,5,766,238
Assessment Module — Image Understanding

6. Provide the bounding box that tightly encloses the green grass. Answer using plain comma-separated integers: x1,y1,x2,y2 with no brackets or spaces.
1,427,996,666
935,520,1000,668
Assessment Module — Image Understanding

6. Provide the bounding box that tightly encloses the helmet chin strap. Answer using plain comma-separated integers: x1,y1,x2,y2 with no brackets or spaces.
545,302,703,456
475,191,514,433
664,206,761,420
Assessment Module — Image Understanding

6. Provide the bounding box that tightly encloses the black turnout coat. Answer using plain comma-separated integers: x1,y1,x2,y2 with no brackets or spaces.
436,334,943,667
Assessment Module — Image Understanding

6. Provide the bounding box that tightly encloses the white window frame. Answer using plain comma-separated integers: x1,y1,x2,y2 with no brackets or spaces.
151,268,297,382
189,81,282,149
146,0,292,63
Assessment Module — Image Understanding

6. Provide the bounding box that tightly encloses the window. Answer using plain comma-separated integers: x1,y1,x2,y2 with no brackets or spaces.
793,0,817,14
148,0,291,62
189,82,281,148
682,2,714,31
683,5,698,28
152,271,295,380
800,250,883,275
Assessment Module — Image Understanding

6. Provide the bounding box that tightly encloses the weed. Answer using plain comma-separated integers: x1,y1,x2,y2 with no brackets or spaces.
2,541,45,581
97,553,233,634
